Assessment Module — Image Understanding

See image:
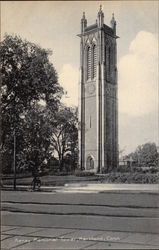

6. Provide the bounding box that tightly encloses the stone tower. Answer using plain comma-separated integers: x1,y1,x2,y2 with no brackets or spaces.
78,6,118,173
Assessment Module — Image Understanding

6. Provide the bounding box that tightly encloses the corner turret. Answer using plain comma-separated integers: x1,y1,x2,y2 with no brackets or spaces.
97,5,104,28
81,12,87,33
110,13,116,34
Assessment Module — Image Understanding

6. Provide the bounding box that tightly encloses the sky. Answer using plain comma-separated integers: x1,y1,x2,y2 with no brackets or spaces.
1,1,158,155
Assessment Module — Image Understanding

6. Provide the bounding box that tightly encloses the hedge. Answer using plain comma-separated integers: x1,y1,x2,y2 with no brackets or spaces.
102,172,159,184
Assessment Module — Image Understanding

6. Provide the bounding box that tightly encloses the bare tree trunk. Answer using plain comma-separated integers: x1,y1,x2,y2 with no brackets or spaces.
58,153,63,172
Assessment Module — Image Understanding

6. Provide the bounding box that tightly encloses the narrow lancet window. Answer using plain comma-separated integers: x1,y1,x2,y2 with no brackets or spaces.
108,47,111,76
87,46,91,79
106,46,111,81
90,115,91,128
92,44,97,78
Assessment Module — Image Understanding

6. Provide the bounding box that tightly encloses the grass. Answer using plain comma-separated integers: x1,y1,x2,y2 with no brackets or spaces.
2,174,102,186
2,170,159,186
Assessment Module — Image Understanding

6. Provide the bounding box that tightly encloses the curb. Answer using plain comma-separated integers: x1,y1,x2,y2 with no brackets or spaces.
1,185,159,194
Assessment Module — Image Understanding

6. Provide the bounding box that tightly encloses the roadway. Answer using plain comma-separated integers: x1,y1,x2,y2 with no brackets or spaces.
2,189,159,233
1,187,159,249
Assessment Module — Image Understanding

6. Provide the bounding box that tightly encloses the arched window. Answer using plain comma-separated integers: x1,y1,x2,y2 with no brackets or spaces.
87,46,91,79
105,46,111,81
108,47,111,75
92,44,97,78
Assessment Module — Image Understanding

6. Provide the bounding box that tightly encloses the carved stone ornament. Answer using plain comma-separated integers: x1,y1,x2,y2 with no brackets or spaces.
86,83,96,95
105,85,111,95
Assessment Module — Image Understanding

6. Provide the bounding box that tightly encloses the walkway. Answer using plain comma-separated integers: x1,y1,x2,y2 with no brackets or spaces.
1,225,159,249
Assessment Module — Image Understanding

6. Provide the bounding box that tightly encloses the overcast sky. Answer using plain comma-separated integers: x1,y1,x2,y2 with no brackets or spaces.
2,1,158,154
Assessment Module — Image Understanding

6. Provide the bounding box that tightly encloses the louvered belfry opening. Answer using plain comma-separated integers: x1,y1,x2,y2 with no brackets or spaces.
105,46,111,81
108,47,111,76
92,44,97,78
87,46,91,79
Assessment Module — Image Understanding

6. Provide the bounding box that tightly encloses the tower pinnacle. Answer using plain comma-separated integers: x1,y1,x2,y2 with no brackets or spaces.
81,12,87,33
97,5,104,27
110,13,116,33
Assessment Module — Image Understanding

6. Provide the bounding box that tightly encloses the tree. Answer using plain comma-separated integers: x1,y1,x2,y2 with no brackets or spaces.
125,143,158,168
1,34,63,173
50,106,78,171
119,147,126,159
20,103,54,174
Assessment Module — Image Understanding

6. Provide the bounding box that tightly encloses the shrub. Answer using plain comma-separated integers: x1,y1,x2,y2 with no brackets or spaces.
75,170,95,177
102,172,159,184
116,165,131,173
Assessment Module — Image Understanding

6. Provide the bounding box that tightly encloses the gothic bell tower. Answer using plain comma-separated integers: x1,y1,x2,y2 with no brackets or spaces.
78,6,118,173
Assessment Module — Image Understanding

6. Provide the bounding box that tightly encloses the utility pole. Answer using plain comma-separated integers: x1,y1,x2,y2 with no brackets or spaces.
13,129,16,190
